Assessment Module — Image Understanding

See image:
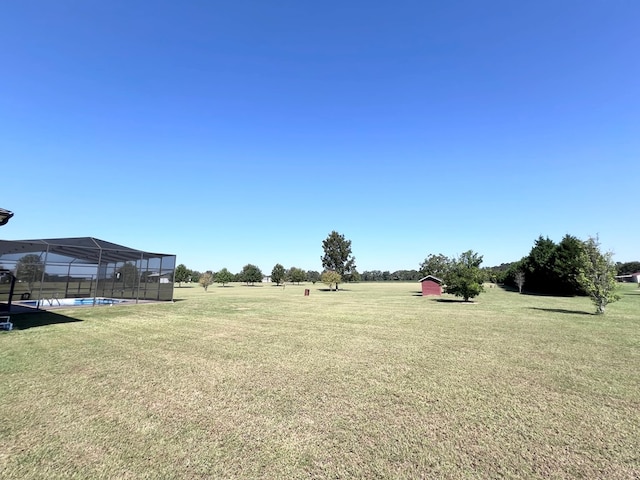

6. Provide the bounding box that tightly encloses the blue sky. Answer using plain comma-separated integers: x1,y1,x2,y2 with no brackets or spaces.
1,1,638,273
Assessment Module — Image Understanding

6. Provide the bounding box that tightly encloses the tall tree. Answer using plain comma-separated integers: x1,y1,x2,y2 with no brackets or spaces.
419,253,451,279
271,263,286,286
174,264,190,287
552,234,585,295
523,236,557,293
577,236,620,314
215,268,234,287
445,250,485,302
321,231,356,289
16,254,45,291
241,264,263,285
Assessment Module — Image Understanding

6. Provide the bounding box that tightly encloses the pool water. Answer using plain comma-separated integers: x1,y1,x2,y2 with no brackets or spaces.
18,297,126,307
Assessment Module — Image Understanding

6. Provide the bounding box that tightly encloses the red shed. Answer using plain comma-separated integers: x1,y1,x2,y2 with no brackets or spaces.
419,275,443,296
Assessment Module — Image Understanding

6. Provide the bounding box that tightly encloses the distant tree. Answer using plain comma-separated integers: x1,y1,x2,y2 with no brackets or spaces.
345,269,361,282
231,272,242,282
271,263,286,286
174,264,190,287
616,261,640,275
215,268,234,287
16,254,45,291
514,271,525,293
321,231,356,289
362,270,384,281
419,254,452,280
241,264,263,285
116,262,139,289
306,270,320,284
288,267,307,284
392,269,421,281
190,270,201,282
199,272,214,291
445,250,485,302
577,236,620,314
321,270,341,291
486,262,518,285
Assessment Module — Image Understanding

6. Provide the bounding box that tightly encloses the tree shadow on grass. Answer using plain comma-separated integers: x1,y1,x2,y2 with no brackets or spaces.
498,285,577,297
435,298,476,303
5,310,83,330
529,307,592,316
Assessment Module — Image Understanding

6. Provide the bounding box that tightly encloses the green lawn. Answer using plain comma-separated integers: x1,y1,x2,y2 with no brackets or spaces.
1,282,639,479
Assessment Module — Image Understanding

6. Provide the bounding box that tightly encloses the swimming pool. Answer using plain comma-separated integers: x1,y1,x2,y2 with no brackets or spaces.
18,297,126,307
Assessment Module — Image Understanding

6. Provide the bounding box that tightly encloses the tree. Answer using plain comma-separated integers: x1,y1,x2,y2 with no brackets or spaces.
199,272,214,291
392,270,420,281
514,271,525,293
523,236,557,293
445,250,485,302
16,254,45,291
419,253,451,279
190,270,201,283
321,270,341,291
577,236,620,314
115,262,139,289
288,267,306,284
321,231,356,289
306,270,320,284
616,261,640,275
271,264,286,286
552,234,585,295
215,268,234,287
241,264,263,285
174,264,190,287
345,269,361,282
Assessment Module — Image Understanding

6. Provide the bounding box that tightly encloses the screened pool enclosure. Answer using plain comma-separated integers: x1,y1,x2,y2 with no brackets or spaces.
0,237,175,309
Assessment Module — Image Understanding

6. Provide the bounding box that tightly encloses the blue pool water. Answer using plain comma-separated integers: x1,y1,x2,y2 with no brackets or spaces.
18,297,126,307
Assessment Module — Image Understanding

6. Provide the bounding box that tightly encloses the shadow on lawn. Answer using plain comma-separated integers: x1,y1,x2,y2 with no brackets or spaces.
2,310,82,330
435,298,476,303
498,285,578,297
529,307,592,316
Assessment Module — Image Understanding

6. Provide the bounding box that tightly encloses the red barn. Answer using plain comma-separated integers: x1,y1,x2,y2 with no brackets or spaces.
419,275,443,296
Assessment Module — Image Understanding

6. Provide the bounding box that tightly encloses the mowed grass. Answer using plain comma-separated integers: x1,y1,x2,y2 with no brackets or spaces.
1,282,639,479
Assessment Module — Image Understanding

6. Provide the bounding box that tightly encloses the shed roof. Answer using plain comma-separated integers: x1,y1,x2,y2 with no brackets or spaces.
418,275,443,284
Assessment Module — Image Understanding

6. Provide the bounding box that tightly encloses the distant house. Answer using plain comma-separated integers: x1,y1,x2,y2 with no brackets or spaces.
419,275,443,296
615,273,640,283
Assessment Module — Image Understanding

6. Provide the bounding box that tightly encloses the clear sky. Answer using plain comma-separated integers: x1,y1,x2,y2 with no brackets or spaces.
1,1,638,274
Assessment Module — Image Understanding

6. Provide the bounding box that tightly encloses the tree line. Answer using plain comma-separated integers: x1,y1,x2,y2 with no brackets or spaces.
174,263,322,291
177,230,631,313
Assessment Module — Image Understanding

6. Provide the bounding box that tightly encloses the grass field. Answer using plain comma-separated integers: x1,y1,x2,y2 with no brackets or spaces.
1,282,639,479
